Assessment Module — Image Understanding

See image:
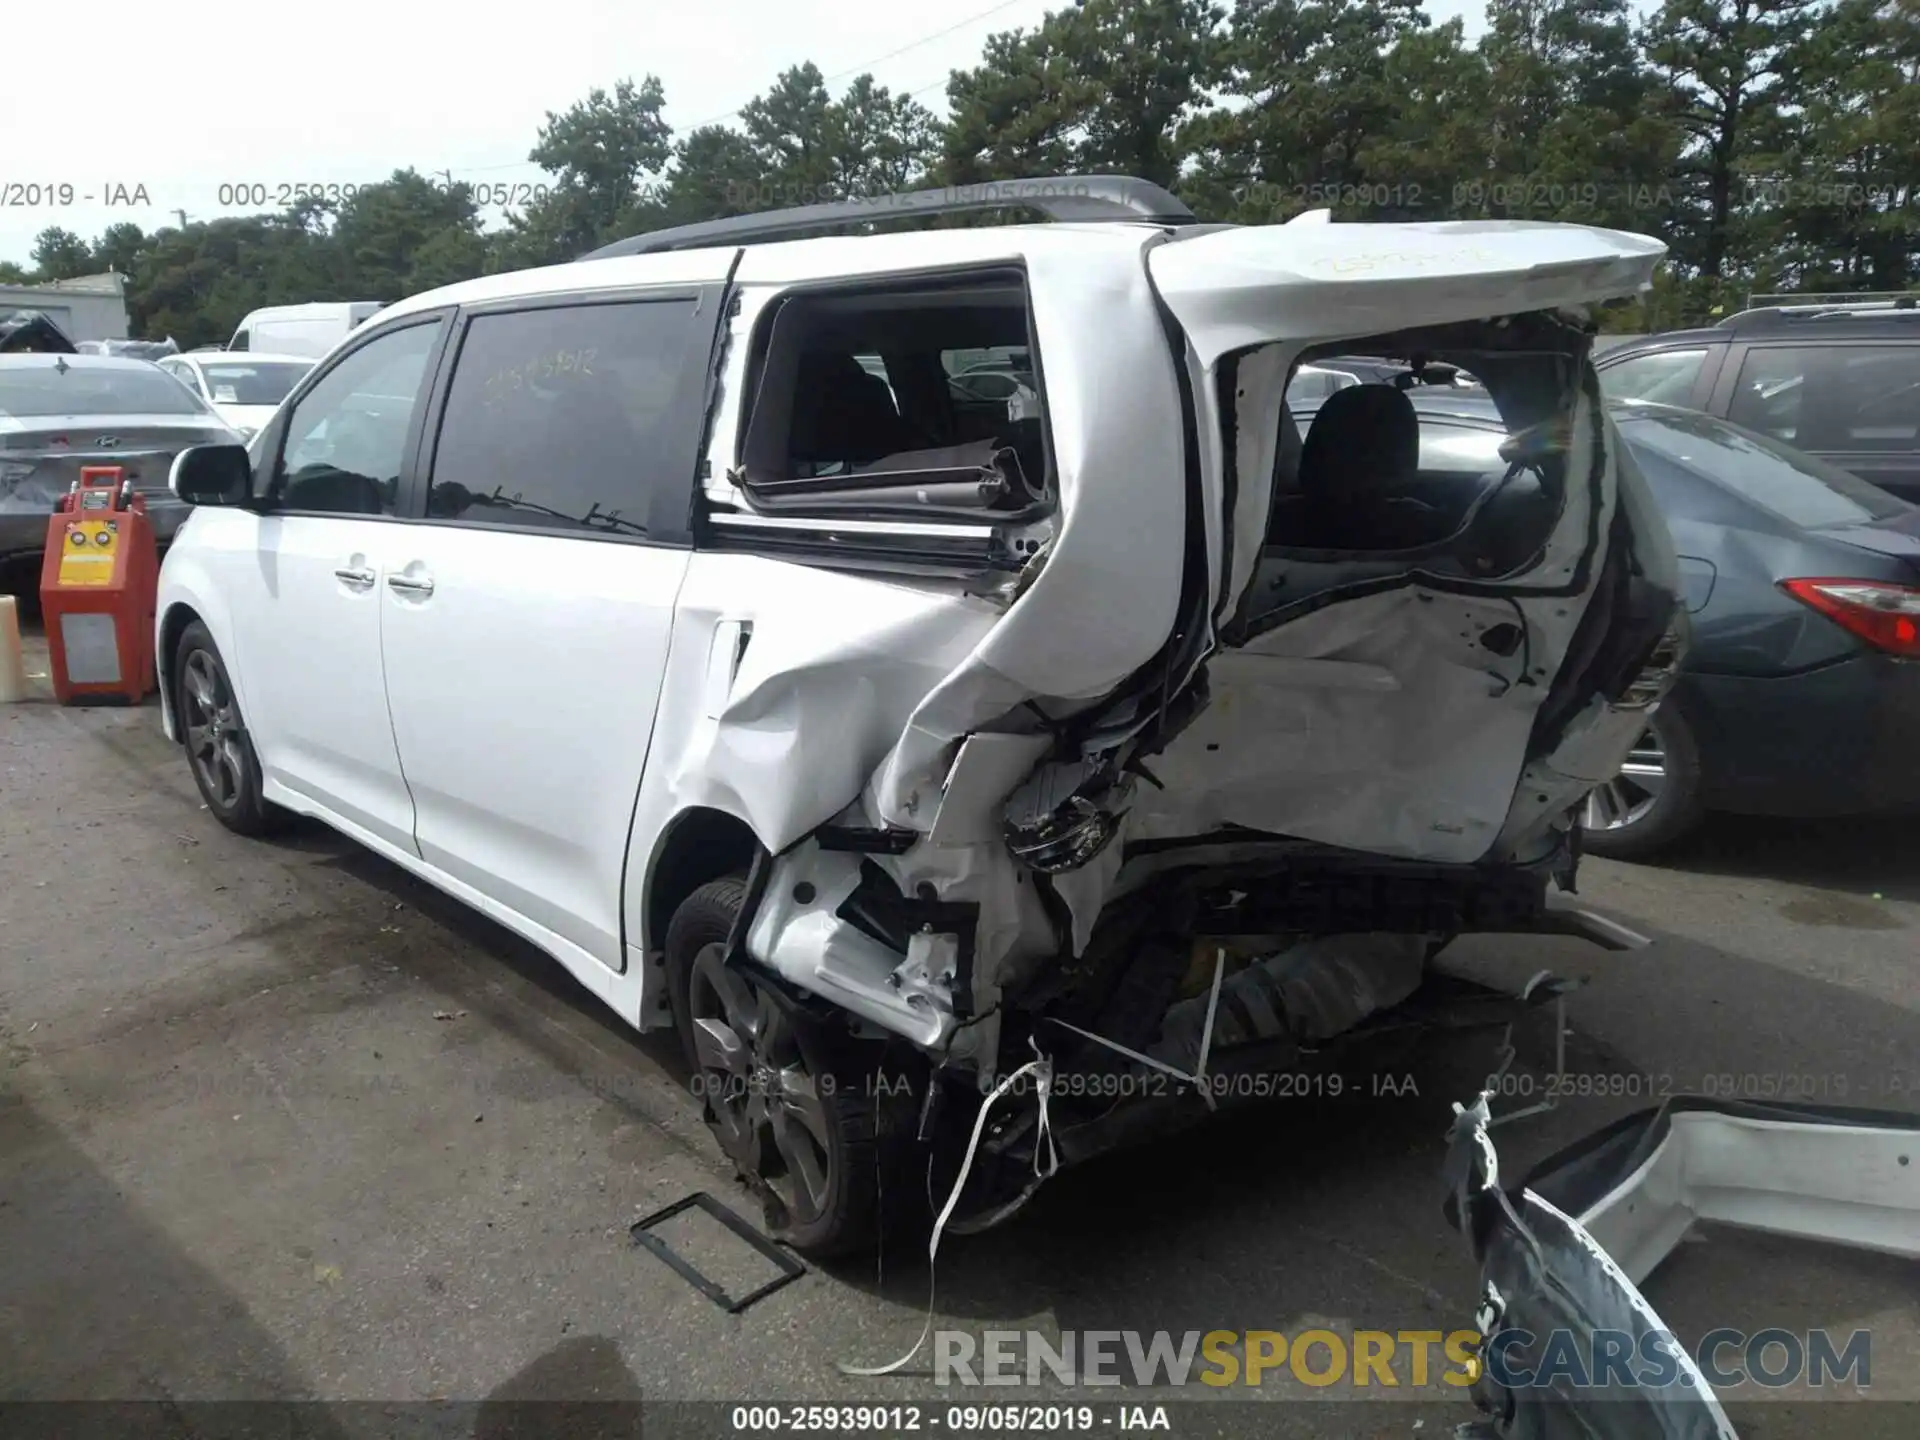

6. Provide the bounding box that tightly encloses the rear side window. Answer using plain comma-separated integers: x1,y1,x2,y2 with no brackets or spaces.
425,297,705,539
1285,366,1359,407
733,275,1052,524
1729,344,1920,452
1620,408,1909,528
1598,347,1708,406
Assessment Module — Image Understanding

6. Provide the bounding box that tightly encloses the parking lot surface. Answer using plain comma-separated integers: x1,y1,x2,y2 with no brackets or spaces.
4,627,1918,1437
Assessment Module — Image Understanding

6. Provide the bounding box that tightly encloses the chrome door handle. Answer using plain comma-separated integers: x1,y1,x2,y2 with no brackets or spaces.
333,566,376,588
387,573,435,597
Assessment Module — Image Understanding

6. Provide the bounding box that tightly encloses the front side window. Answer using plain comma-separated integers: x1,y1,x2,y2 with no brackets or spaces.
275,321,440,515
1598,347,1709,406
1729,344,1920,452
424,298,702,537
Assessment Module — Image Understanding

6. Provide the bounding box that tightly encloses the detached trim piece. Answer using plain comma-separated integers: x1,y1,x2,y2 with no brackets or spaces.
1519,1097,1920,1286
629,1191,806,1313
583,176,1198,259
1447,1091,1920,1437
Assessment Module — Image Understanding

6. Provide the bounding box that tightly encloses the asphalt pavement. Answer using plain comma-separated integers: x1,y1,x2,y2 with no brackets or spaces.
3,627,1917,1439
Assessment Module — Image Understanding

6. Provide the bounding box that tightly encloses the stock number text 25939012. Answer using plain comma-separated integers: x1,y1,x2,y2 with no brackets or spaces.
216,181,553,208
728,1404,1107,1432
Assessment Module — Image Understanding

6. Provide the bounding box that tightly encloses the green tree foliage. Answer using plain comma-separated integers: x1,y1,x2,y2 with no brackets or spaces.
731,65,941,211
945,0,1224,189
498,77,675,265
1762,0,1920,289
14,0,1919,337
1468,0,1682,230
1642,0,1818,278
29,227,93,281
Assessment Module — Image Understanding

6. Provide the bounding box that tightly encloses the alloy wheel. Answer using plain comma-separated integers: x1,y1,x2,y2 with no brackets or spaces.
686,943,835,1227
1583,723,1667,832
182,650,247,809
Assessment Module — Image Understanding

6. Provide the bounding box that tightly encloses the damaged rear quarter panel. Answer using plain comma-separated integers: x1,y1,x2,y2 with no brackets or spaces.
620,233,1200,1048
863,232,1194,825
621,555,1000,952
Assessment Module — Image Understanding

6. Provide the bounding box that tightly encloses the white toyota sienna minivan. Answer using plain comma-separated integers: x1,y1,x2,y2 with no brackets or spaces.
161,177,1685,1255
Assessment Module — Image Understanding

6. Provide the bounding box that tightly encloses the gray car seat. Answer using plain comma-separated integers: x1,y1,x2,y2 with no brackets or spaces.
1293,384,1441,550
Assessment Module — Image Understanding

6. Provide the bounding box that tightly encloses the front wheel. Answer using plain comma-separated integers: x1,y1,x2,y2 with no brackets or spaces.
1578,701,1705,862
664,877,882,1258
174,620,285,837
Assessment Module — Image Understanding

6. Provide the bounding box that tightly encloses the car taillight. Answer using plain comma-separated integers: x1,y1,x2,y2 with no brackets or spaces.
1779,578,1920,658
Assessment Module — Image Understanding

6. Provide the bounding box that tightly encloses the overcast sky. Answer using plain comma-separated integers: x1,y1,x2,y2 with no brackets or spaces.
1,0,1484,269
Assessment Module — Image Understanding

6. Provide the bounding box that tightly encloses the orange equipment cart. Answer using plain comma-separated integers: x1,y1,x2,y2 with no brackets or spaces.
38,465,161,705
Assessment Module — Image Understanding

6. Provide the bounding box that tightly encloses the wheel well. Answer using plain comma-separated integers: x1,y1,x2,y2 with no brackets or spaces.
644,809,763,953
158,602,203,726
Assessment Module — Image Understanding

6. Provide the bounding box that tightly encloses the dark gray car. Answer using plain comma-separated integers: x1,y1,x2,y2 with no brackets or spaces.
1596,302,1920,504
1290,385,1920,859
1,353,241,587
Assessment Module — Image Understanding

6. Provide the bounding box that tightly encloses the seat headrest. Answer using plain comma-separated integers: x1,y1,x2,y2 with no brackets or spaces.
1298,383,1420,498
791,353,911,465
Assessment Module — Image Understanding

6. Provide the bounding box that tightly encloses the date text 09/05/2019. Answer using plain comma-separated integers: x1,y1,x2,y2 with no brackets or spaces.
729,1405,1169,1432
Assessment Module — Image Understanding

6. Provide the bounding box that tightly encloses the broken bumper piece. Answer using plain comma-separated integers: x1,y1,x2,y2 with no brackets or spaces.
1445,1092,1920,1438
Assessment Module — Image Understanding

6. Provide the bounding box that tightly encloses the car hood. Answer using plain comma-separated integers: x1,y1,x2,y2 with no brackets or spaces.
0,310,79,354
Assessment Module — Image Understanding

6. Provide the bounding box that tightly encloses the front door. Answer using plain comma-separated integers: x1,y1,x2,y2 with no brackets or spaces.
225,316,445,853
377,290,717,969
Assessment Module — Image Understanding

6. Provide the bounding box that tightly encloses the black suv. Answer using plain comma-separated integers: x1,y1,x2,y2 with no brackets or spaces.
1596,299,1920,502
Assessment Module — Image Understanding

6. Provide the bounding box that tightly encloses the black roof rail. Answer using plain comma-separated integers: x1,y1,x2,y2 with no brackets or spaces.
1745,289,1920,309
580,176,1198,260
1722,296,1920,328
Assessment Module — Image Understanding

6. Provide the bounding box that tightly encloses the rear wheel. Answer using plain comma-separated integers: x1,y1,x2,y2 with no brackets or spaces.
174,621,285,837
1578,701,1705,861
664,878,881,1258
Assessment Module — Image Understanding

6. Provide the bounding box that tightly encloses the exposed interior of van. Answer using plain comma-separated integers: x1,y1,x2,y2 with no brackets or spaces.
733,274,1053,527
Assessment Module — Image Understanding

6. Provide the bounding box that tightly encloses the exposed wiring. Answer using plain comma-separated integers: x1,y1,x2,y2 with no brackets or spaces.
839,1041,1057,1377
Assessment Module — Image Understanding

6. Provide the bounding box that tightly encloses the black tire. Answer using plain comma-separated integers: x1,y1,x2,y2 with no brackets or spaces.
664,877,881,1258
174,620,284,837
1578,699,1706,862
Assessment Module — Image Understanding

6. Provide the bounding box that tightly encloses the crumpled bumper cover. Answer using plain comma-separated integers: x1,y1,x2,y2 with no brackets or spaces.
1445,1093,1920,1438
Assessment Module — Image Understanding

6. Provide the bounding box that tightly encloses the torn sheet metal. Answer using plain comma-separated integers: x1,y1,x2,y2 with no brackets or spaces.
651,556,1000,857
654,226,1679,1053
1447,1093,1920,1438
1446,1092,1739,1439
866,232,1195,831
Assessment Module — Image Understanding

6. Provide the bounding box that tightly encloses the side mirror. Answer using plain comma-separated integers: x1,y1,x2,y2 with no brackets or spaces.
170,443,253,506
